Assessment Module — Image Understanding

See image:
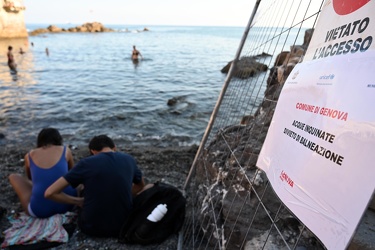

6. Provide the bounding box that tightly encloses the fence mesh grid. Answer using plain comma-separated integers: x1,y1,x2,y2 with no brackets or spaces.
181,0,328,249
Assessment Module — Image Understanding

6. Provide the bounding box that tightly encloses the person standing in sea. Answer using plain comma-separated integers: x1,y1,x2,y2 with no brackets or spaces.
7,46,17,72
131,45,143,61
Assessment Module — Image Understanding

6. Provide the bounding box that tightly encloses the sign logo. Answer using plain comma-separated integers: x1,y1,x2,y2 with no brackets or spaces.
292,70,299,80
332,0,370,15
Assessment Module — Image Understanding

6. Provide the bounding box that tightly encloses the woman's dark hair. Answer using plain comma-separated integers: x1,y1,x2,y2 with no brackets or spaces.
88,135,115,151
37,128,63,147
8,46,12,50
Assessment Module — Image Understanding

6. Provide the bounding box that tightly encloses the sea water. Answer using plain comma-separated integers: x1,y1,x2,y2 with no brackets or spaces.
0,25,247,147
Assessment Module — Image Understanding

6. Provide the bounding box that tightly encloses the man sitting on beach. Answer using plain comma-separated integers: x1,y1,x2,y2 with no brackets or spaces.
45,135,147,237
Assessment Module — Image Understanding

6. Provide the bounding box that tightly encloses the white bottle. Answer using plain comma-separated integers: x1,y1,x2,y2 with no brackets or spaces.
147,204,168,222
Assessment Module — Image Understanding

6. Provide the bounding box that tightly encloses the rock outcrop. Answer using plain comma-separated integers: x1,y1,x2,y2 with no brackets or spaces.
0,0,28,38
29,22,115,36
221,53,269,79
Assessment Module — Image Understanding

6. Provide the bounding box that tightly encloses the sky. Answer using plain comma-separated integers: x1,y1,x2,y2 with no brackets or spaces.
23,0,256,27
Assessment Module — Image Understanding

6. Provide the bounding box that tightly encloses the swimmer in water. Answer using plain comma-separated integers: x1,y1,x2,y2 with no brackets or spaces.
7,46,17,72
131,45,143,60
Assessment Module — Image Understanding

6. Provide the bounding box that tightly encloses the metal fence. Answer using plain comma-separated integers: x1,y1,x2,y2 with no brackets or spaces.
180,0,329,249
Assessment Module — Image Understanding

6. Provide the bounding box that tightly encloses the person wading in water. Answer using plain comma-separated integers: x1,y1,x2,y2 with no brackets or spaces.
7,46,17,72
131,45,143,61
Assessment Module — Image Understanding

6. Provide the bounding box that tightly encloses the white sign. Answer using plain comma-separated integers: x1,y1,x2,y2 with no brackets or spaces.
257,1,375,249
304,0,375,61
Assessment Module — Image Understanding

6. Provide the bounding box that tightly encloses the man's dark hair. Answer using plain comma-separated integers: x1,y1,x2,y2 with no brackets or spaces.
37,127,63,147
88,135,115,151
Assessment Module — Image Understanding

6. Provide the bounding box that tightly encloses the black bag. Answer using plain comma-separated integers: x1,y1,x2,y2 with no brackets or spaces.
119,182,186,245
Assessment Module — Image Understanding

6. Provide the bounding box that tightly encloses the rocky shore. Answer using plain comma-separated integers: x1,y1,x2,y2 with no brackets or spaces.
0,143,197,249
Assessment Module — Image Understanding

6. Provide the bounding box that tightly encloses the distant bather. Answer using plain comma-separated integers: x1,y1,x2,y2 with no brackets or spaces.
7,46,17,72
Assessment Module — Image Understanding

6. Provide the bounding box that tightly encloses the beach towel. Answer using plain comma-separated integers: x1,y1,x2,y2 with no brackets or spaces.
1,211,76,249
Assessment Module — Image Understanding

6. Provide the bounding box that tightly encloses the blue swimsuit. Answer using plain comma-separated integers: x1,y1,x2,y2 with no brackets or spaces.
29,146,77,218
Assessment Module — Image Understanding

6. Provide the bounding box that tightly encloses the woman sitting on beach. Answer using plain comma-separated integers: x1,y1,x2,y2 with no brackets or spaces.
8,128,78,218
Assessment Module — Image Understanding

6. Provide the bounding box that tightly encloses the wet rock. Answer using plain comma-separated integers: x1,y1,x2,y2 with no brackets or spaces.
167,98,178,106
221,56,268,79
